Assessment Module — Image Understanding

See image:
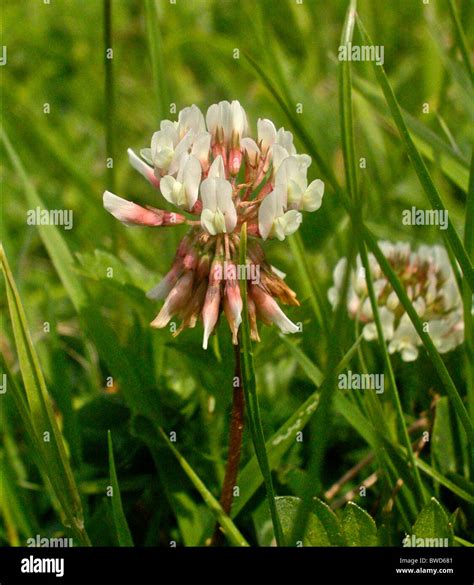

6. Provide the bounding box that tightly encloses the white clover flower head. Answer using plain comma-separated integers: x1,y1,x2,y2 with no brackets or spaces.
103,101,325,348
328,241,464,361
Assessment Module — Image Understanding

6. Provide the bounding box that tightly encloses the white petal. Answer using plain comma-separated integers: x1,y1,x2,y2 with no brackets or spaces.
214,178,234,213
271,144,290,173
280,209,302,236
302,179,324,212
257,118,277,151
168,129,194,175
160,176,180,205
206,103,219,135
183,155,202,209
128,148,154,180
201,208,218,235
241,137,260,164
208,155,226,179
230,100,247,138
140,148,153,165
191,132,211,167
258,189,279,240
178,104,205,138
275,128,296,154
200,177,218,211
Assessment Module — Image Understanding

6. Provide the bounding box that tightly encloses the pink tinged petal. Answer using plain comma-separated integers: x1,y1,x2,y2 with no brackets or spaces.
202,284,221,349
251,286,299,334
241,137,260,166
147,263,183,300
247,295,260,342
127,149,160,189
103,191,164,227
224,280,243,344
150,271,194,329
229,147,243,175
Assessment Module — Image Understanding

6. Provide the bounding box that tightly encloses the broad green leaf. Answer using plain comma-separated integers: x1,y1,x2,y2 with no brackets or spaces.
107,431,134,546
342,502,378,546
411,498,454,546
276,496,345,547
432,397,466,475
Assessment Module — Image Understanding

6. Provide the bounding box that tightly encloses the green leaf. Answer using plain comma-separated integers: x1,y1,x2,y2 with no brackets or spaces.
0,246,90,545
432,397,467,475
276,496,345,546
107,431,134,546
411,498,454,546
342,502,378,546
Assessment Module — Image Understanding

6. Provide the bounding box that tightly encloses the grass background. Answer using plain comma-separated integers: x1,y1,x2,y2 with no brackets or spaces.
1,0,473,547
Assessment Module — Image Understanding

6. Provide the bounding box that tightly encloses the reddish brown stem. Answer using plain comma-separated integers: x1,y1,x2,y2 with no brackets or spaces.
210,342,245,546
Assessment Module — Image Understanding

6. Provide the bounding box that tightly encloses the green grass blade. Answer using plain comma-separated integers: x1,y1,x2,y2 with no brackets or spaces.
352,75,469,192
103,0,116,195
446,0,473,83
107,431,134,546
464,153,474,430
357,17,474,291
145,0,170,121
239,223,284,545
0,246,90,545
338,0,425,505
1,127,88,311
339,0,358,203
156,427,249,547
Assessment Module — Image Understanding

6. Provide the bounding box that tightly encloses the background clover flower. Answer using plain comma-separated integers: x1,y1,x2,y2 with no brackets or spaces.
103,100,324,349
328,241,464,362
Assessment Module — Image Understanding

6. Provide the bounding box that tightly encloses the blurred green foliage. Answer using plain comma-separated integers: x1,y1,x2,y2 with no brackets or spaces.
1,0,472,547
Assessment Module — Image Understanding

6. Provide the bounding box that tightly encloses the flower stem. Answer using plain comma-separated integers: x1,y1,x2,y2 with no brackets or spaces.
210,342,245,546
